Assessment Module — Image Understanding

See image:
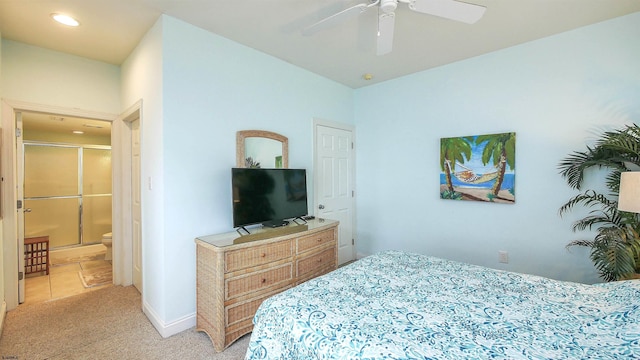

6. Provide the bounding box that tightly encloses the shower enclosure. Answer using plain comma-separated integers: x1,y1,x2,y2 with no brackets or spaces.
23,142,112,249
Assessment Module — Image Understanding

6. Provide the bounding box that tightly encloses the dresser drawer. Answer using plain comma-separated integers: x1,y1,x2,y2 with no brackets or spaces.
297,247,335,278
225,240,293,272
225,286,292,328
297,229,335,254
226,263,293,300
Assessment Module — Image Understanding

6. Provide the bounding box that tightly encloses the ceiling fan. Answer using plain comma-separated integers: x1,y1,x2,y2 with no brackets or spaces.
302,0,486,56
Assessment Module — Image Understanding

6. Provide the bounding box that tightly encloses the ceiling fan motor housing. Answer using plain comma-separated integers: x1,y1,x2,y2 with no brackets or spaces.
381,0,398,13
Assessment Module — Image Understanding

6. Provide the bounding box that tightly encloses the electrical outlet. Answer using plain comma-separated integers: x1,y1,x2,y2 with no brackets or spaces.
498,250,509,264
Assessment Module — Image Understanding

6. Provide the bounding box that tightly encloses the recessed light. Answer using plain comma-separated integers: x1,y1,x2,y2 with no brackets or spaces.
72,130,84,135
51,13,80,27
363,73,374,81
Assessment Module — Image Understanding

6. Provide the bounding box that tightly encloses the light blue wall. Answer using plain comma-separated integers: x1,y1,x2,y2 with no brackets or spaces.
354,12,640,284
121,18,165,322
131,16,354,324
1,40,120,113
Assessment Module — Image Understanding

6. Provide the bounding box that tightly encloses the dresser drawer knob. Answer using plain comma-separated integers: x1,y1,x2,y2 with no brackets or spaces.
261,278,266,284
317,259,322,263
260,253,266,258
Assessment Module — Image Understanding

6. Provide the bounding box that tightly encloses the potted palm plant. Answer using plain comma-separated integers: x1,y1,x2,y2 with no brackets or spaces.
558,123,640,281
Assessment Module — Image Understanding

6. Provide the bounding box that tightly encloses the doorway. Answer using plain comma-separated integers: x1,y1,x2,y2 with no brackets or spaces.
19,111,113,303
2,101,142,311
313,119,356,265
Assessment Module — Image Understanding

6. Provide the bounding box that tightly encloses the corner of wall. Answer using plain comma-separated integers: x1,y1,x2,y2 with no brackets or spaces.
142,299,195,338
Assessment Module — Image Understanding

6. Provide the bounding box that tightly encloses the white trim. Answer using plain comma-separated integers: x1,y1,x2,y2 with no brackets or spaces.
3,99,118,121
120,100,142,123
112,101,142,287
143,300,196,338
312,117,355,132
2,100,19,310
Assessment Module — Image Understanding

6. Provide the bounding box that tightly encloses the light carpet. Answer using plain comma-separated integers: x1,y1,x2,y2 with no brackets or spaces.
0,286,250,360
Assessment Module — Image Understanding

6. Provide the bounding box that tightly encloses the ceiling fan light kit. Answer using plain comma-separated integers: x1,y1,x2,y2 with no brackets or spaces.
304,0,486,55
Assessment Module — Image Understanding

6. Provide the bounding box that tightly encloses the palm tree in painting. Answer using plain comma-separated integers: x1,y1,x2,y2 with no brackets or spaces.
475,132,516,198
440,137,473,193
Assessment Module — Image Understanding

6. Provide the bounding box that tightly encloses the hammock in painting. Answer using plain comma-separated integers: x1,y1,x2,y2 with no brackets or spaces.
448,161,499,184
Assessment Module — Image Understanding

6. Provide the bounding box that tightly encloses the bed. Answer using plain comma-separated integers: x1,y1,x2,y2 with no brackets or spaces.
245,250,640,359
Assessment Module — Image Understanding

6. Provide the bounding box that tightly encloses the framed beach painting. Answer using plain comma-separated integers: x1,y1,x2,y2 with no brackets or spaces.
440,132,515,203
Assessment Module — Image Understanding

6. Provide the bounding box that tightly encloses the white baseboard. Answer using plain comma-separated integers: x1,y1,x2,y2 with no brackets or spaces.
142,299,196,338
0,300,7,337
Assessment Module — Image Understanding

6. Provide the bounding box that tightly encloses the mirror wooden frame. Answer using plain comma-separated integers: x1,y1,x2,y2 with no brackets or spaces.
236,130,288,168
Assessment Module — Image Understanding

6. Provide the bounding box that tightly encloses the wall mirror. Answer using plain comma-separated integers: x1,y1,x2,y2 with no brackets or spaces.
236,130,288,168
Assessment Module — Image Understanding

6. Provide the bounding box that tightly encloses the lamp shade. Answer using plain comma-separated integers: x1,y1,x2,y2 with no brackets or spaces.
618,172,640,213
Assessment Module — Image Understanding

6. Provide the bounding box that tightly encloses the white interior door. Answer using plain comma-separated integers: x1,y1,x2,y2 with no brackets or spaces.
314,121,356,265
1,101,19,310
16,113,25,303
131,118,142,293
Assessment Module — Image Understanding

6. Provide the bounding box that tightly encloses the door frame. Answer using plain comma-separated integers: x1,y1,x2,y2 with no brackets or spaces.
1,99,118,309
112,100,142,289
312,117,357,263
15,112,24,303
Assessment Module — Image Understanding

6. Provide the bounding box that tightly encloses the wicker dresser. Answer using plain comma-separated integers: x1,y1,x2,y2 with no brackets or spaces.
195,218,339,352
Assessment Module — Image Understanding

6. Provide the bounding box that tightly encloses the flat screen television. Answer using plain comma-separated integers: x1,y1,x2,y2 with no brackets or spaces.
232,168,308,229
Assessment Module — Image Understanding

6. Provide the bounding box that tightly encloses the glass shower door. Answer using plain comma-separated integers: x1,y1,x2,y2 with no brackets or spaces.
24,144,81,248
82,148,112,244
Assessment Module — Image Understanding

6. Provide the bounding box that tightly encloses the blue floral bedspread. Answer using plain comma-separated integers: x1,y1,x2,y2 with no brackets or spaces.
244,250,640,359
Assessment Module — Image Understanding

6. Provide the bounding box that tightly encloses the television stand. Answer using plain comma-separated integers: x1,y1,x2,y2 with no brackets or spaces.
195,219,339,352
262,220,289,228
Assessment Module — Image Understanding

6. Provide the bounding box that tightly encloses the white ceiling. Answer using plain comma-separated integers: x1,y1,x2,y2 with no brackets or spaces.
1,0,639,89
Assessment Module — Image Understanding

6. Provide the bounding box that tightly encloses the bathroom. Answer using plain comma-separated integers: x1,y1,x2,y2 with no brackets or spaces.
22,112,113,303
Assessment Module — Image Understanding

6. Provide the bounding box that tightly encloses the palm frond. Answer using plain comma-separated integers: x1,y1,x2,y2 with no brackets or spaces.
566,239,595,248
605,172,623,194
558,147,623,190
571,215,616,232
590,228,638,281
559,123,640,281
559,190,615,217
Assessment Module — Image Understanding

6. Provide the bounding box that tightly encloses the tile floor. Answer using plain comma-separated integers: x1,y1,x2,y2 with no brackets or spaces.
24,245,113,305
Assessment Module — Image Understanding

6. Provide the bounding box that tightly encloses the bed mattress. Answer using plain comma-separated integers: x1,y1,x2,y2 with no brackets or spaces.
245,250,640,359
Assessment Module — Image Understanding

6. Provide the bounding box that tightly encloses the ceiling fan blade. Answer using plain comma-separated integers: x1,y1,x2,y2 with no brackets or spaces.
376,11,395,56
409,0,486,24
302,3,372,36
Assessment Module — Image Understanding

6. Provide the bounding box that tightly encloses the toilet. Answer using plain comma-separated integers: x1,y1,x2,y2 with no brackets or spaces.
102,232,113,261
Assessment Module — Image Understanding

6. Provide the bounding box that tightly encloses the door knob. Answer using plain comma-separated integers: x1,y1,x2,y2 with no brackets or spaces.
24,208,32,213
318,204,325,209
